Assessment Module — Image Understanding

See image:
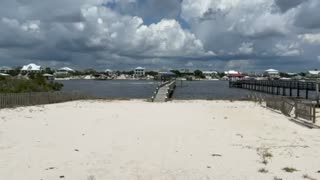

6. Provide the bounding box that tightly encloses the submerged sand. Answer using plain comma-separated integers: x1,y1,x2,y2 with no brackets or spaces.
0,100,320,180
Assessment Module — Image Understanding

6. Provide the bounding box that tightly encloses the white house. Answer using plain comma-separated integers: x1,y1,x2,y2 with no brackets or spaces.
224,70,245,80
307,70,320,78
134,67,145,77
21,63,42,72
55,67,75,75
104,69,113,75
180,69,191,74
264,69,280,79
203,71,218,79
0,66,13,73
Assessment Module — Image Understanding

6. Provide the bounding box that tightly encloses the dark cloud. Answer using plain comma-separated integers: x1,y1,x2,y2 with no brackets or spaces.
294,0,320,29
274,0,307,12
0,0,319,71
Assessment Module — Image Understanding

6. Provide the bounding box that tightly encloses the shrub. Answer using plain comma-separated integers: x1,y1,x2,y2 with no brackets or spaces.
0,75,63,93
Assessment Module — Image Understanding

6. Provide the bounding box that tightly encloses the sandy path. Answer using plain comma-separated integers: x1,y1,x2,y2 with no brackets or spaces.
0,100,320,180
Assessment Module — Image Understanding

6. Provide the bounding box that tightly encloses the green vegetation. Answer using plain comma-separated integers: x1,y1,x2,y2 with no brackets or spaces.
194,69,205,79
282,167,298,173
0,73,63,93
257,148,273,165
258,168,268,173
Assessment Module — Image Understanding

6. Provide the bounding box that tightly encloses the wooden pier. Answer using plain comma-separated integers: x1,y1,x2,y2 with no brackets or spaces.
151,80,176,102
230,80,320,99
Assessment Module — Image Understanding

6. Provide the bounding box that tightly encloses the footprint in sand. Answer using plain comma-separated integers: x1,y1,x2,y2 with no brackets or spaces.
87,175,96,180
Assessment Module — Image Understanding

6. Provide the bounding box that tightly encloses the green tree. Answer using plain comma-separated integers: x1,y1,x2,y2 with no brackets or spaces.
194,70,205,79
44,67,54,74
170,70,182,77
146,71,158,76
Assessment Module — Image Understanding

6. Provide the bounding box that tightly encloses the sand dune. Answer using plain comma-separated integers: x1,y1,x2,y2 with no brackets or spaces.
0,100,320,180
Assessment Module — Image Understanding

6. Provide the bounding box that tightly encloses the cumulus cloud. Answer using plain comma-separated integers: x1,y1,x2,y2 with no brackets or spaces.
0,0,319,71
179,0,320,71
298,33,320,43
238,42,254,55
0,0,212,69
78,5,211,57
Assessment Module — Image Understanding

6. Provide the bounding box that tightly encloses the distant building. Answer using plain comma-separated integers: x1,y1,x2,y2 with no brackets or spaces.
156,72,176,81
203,71,218,79
180,69,191,74
21,63,42,73
43,73,54,82
104,69,113,76
134,67,145,77
55,67,75,75
224,70,245,81
307,70,320,78
0,66,13,73
264,69,280,79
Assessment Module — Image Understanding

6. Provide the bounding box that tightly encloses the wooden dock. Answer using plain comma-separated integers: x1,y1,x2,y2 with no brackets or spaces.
151,80,176,102
230,80,320,99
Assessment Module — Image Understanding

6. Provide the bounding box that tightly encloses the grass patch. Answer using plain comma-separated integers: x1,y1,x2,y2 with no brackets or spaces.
282,167,298,173
257,148,273,165
258,168,268,173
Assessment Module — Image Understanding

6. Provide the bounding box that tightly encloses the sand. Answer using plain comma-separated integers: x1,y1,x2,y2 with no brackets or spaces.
0,100,320,180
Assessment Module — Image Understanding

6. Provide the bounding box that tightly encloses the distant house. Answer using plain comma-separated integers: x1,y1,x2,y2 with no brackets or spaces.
134,67,145,77
21,63,42,73
307,70,320,78
224,70,245,81
203,71,218,79
43,73,54,82
180,69,191,74
55,67,75,75
0,66,13,74
104,69,113,76
156,72,176,81
264,69,280,79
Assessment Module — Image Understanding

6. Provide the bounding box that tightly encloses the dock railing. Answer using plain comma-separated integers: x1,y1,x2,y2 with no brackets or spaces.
230,80,320,100
249,94,317,124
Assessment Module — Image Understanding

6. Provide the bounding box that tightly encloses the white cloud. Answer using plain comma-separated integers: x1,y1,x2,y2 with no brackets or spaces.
181,0,297,57
79,6,213,57
238,42,253,55
274,42,301,56
298,33,320,44
21,20,41,33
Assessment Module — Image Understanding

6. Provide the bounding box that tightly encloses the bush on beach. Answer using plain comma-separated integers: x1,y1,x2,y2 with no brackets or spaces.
0,73,63,93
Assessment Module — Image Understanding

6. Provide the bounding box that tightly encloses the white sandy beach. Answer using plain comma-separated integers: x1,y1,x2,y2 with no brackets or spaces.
0,100,320,180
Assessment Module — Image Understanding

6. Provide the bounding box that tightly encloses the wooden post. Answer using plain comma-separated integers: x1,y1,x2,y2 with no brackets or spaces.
313,104,316,124
316,82,320,106
297,82,300,97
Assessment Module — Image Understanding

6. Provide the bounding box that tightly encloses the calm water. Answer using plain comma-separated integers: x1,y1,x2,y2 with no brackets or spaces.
60,80,158,99
173,80,251,100
60,79,254,100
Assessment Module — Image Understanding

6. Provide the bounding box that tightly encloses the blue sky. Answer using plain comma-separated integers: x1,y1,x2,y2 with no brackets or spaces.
0,0,320,72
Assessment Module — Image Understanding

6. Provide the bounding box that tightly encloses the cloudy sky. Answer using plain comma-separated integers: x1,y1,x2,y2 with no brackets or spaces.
0,0,320,71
